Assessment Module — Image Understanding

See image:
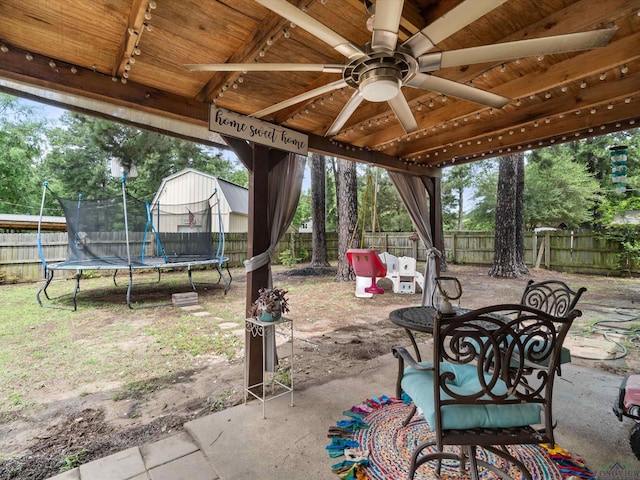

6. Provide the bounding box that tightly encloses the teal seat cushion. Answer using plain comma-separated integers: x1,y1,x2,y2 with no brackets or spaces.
401,362,541,430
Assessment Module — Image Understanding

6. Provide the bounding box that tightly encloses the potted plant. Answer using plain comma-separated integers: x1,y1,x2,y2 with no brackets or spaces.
249,287,290,322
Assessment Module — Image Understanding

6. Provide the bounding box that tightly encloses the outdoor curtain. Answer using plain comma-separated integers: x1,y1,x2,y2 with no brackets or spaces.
388,172,440,306
243,152,306,280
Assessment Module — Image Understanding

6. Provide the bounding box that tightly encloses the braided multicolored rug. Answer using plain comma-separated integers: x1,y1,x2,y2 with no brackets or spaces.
327,396,593,480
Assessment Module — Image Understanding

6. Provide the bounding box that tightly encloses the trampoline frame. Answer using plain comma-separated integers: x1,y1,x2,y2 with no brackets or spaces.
37,176,232,310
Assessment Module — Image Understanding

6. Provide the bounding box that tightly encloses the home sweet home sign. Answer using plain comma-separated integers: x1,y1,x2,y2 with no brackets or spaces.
209,106,308,155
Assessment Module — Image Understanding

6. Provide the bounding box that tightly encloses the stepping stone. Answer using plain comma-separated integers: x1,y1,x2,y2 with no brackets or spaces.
180,305,204,312
218,322,239,330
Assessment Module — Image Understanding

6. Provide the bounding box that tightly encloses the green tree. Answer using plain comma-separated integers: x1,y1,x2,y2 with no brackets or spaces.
442,164,473,230
464,161,499,230
489,154,525,278
526,148,601,229
0,95,44,214
309,153,329,267
41,113,244,200
375,169,412,232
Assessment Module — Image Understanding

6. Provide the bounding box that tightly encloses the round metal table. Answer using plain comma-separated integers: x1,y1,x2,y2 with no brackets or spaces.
389,306,471,360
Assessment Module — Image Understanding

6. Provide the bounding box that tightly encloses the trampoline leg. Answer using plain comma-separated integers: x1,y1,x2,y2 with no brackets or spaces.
225,262,232,283
216,261,231,295
113,270,119,286
126,267,134,309
72,271,81,312
37,269,54,307
188,266,196,291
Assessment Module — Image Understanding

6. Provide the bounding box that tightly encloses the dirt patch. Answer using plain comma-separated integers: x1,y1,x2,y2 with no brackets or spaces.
1,263,639,479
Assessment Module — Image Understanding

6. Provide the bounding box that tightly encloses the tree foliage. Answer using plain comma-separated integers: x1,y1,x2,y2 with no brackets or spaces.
41,113,245,201
0,95,45,214
525,149,600,229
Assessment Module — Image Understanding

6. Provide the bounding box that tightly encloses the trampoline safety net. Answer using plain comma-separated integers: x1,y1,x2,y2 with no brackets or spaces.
55,191,217,267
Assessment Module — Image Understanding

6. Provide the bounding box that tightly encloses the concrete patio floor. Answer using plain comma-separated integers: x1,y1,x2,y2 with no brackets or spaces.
47,347,639,480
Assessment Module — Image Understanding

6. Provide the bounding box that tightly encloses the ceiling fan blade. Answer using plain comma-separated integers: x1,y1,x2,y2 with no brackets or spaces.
253,79,348,118
437,27,618,68
326,91,364,137
256,0,365,59
407,73,510,108
403,0,508,57
372,0,404,52
185,63,345,73
388,93,419,134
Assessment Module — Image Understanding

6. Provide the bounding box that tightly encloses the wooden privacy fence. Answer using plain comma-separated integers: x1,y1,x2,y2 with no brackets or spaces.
0,230,635,283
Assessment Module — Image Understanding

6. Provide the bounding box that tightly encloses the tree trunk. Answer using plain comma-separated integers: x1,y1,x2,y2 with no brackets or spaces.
457,188,464,231
515,153,529,275
488,154,522,278
309,153,329,267
335,158,358,281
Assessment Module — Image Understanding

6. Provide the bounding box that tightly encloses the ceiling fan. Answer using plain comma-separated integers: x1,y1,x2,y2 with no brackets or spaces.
186,0,616,137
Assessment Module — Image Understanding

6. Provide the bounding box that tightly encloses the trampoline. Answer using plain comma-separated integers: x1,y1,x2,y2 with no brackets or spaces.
37,175,231,310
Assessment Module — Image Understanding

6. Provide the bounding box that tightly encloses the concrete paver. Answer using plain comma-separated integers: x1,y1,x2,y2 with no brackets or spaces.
147,451,218,480
79,447,146,480
47,469,80,480
140,431,199,469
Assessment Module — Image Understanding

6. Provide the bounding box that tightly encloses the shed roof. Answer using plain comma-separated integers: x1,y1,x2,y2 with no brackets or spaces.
0,214,66,231
152,168,248,215
217,178,249,216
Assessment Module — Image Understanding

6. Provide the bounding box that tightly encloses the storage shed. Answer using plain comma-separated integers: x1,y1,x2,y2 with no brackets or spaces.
151,169,248,233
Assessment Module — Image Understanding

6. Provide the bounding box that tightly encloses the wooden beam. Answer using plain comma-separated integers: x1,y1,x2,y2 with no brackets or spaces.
0,44,210,124
196,2,304,103
402,71,640,164
224,136,252,169
308,132,436,176
113,0,149,77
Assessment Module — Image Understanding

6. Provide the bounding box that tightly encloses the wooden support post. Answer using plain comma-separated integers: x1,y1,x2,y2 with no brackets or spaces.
226,137,290,394
425,176,443,276
245,144,271,393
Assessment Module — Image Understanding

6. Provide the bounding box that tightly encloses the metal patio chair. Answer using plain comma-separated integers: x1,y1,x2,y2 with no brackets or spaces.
393,304,581,480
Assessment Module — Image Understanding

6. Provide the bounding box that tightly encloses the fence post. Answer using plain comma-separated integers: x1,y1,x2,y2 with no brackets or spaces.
545,231,551,269
451,232,456,263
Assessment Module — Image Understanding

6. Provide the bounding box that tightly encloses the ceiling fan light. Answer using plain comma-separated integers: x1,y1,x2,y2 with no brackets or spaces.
360,77,400,102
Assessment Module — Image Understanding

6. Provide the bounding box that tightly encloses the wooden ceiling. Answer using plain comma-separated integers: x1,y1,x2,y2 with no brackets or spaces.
0,0,638,175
